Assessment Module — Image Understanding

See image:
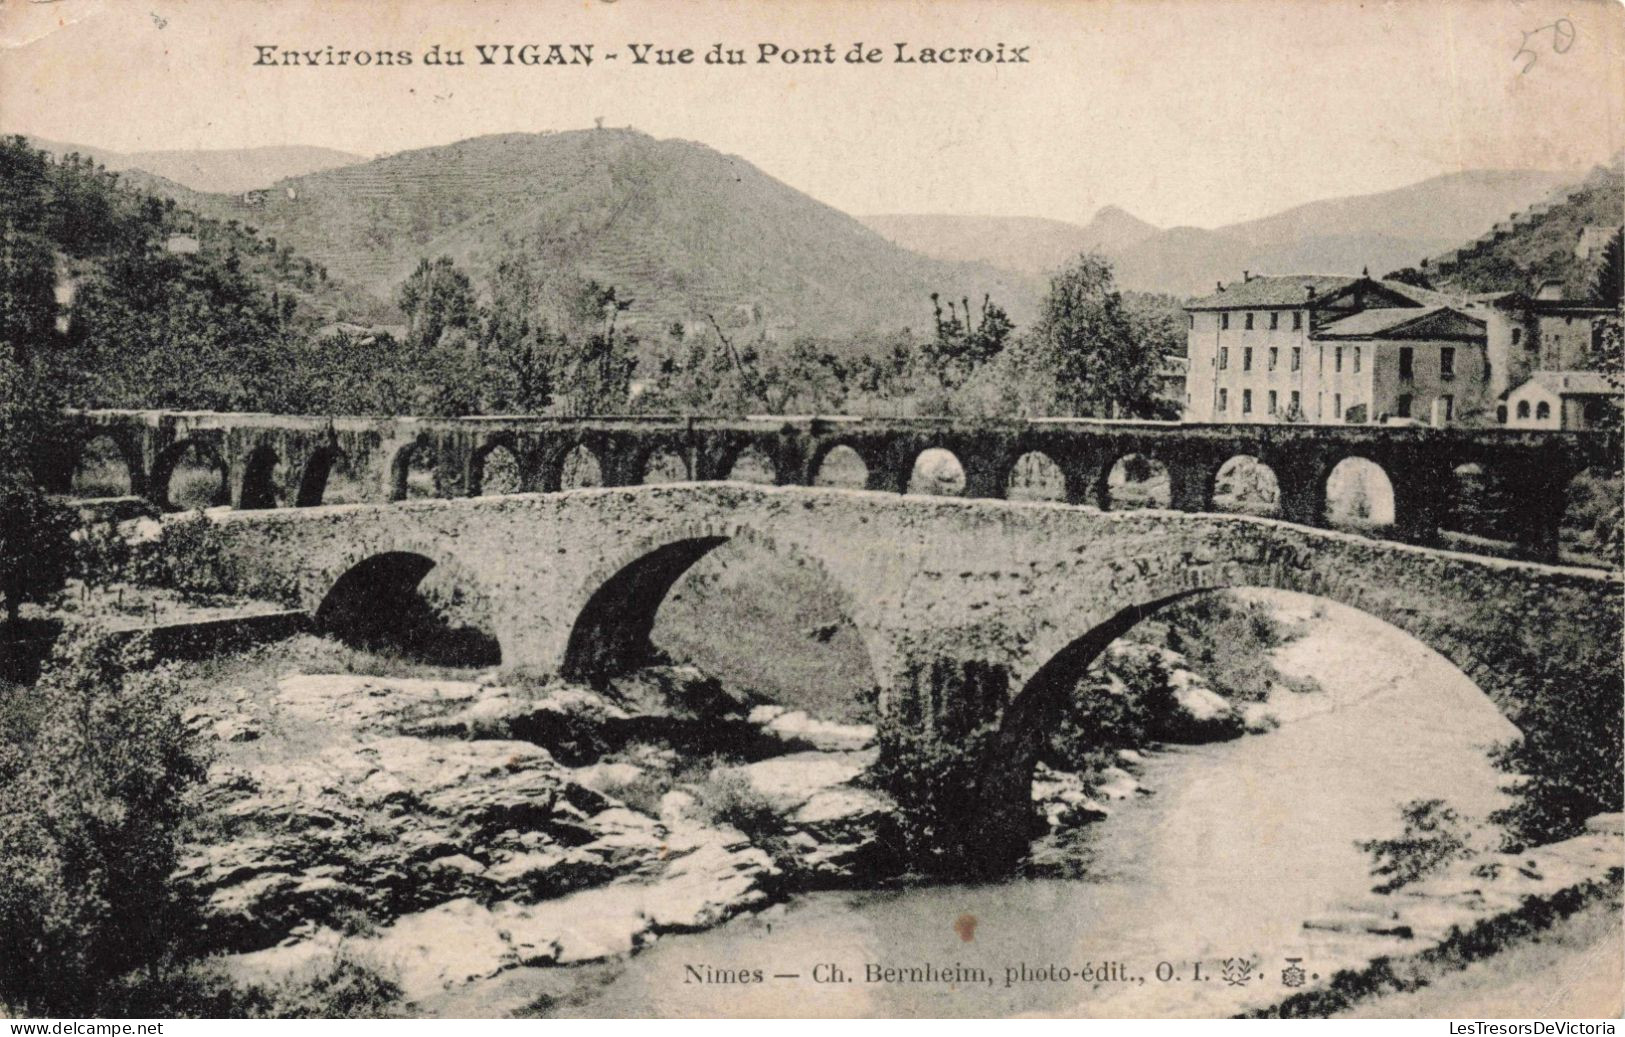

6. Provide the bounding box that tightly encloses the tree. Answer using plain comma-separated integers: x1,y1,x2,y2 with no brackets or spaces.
921,293,1012,390
0,225,59,363
1030,253,1162,417
480,257,554,413
397,256,475,351
0,631,208,1014
552,280,637,415
1592,228,1622,308
1382,264,1436,291
0,355,74,625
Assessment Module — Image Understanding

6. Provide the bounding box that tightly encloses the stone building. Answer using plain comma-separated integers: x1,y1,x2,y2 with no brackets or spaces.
1503,371,1622,430
1184,273,1619,427
1183,273,1490,425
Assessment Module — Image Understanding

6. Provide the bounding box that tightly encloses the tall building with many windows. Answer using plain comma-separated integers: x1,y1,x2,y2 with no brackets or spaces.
1183,273,1497,425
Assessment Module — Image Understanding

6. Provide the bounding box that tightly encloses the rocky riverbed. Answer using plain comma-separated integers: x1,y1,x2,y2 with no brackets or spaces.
177,637,1262,1007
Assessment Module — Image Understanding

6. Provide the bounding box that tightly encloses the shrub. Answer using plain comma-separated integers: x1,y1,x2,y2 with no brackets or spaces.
0,475,77,625
1155,591,1313,703
1357,798,1476,893
131,511,243,602
0,627,209,1016
694,767,780,838
871,718,1003,875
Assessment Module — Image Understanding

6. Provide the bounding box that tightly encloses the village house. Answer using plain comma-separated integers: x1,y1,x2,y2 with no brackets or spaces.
1503,371,1622,430
1183,272,1618,427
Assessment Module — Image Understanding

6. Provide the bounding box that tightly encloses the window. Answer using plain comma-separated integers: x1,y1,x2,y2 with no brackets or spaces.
1245,312,1254,330
1269,312,1280,330
1267,390,1278,415
1396,394,1412,418
1440,346,1455,379
1221,313,1230,330
1268,347,1278,371
1243,347,1253,371
1242,389,1253,414
1353,347,1362,373
1438,394,1454,423
1335,348,1343,372
1516,400,1531,419
1188,314,1195,329
1511,327,1522,346
1217,388,1228,412
1219,347,1229,370
1333,393,1342,420
1497,404,1508,423
1398,346,1414,380
1536,401,1551,420
1291,346,1301,371
1289,390,1300,416
1292,311,1303,331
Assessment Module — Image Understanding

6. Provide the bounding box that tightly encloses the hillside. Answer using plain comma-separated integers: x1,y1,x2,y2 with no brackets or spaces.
27,138,367,194
860,207,1159,277
870,169,1578,297
1432,158,1624,298
147,129,1040,340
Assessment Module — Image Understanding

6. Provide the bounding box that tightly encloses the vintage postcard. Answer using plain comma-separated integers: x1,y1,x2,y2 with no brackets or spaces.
0,0,1621,1024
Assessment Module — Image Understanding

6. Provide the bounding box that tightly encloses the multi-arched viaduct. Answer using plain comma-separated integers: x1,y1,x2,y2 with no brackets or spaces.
53,409,1624,562
203,483,1622,853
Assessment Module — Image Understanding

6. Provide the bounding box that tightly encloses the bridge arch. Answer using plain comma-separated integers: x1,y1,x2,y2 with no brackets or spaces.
640,447,691,485
1324,454,1396,530
153,438,230,512
239,444,283,510
1101,451,1171,510
809,442,873,490
720,444,782,485
471,436,526,496
296,446,348,507
906,446,968,497
388,436,439,501
971,553,1561,865
1005,450,1068,503
70,432,143,498
1209,454,1282,518
315,549,501,666
560,523,885,700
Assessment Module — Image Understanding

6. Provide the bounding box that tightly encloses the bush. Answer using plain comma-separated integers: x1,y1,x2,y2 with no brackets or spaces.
1,475,77,624
131,511,243,602
694,767,780,838
1154,592,1313,703
871,718,1003,875
0,627,209,1016
1357,798,1476,893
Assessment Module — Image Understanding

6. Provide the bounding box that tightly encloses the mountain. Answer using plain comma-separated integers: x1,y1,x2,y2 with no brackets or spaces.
140,129,1039,340
859,206,1160,276
1431,157,1623,298
866,169,1579,297
26,138,368,194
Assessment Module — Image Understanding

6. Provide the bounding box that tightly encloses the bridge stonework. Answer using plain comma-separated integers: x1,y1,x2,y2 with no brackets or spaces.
203,484,1622,856
59,410,1622,562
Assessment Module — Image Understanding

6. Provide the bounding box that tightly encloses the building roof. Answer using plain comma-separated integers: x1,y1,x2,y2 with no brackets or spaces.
1185,275,1356,310
1314,305,1485,341
1513,370,1624,398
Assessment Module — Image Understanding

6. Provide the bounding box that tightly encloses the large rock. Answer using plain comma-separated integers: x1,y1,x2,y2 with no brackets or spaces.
749,705,875,752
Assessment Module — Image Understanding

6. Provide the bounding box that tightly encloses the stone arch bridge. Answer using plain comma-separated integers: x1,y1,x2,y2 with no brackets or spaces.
54,409,1623,562
203,483,1621,858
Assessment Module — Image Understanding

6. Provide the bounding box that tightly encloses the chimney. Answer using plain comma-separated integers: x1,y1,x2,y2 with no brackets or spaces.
1362,265,1370,277
1216,281,1225,293
1243,270,1251,282
1305,286,1317,301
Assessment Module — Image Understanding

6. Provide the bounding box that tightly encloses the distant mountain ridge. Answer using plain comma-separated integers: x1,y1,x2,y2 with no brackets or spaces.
26,138,368,194
860,206,1159,276
120,129,1041,340
865,169,1580,296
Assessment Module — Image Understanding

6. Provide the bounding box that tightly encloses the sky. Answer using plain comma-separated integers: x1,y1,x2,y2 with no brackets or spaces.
2,0,1621,229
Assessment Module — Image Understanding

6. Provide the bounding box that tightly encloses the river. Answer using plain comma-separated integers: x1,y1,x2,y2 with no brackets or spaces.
459,590,1519,1018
